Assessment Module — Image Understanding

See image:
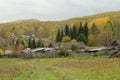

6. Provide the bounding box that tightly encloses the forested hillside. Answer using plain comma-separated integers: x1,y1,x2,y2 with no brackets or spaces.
0,11,120,50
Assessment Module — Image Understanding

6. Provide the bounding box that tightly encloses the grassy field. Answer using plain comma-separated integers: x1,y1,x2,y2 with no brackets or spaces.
0,57,120,80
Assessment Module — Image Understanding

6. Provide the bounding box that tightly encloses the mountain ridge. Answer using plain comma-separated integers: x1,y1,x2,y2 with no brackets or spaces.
1,11,120,24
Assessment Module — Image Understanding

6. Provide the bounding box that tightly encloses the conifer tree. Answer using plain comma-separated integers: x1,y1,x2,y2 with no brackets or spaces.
28,39,32,48
88,23,100,46
71,25,77,39
69,28,73,39
65,24,69,36
37,39,44,47
77,33,87,44
90,23,99,35
56,29,61,42
84,22,89,42
78,22,84,36
60,29,64,42
32,39,36,49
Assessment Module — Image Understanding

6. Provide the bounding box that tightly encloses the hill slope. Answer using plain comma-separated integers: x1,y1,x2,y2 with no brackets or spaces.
0,11,120,48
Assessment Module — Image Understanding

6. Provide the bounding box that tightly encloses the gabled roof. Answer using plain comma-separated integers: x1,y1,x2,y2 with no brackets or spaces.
111,40,120,46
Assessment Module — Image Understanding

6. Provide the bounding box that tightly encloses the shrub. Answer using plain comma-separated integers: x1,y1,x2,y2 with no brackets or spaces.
57,49,69,57
71,39,77,43
70,45,78,51
96,51,105,56
62,36,71,42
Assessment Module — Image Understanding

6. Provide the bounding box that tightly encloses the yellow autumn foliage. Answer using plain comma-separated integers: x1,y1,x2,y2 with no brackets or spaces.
5,31,13,40
71,39,77,43
88,34,94,46
0,49,4,55
62,36,71,42
88,34,100,46
88,17,110,29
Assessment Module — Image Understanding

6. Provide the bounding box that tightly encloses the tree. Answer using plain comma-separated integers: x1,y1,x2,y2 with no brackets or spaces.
88,23,100,46
62,36,71,42
5,31,13,49
71,39,77,43
22,40,28,48
77,33,87,44
78,22,84,36
71,25,77,39
69,28,73,38
60,29,64,42
37,39,44,47
103,20,114,46
65,24,70,36
90,23,99,35
88,34,95,46
28,39,32,48
84,22,89,40
32,39,36,49
56,29,61,42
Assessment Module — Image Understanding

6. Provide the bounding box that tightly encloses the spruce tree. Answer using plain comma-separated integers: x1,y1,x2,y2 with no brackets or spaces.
56,29,61,42
78,22,84,36
72,25,77,39
60,29,64,42
32,39,36,49
65,24,69,36
84,22,89,42
77,33,87,44
90,23,99,35
69,28,73,39
37,39,44,47
28,39,32,48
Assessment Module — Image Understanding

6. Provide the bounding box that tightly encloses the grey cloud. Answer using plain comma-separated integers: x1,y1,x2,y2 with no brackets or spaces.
0,0,120,23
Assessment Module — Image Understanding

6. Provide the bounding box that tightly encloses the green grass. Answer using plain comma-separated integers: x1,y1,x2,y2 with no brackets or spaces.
0,57,120,80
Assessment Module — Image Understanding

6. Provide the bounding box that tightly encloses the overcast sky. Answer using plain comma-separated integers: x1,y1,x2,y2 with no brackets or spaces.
0,0,120,23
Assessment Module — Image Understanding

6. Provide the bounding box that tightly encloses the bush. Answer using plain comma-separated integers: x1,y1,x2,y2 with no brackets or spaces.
71,39,77,43
62,36,71,42
96,51,105,56
70,45,78,51
57,49,69,57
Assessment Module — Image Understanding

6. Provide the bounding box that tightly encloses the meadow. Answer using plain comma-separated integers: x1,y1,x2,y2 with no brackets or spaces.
0,57,120,80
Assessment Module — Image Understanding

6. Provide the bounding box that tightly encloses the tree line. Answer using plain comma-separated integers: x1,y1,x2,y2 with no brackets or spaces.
21,37,44,49
56,22,89,44
56,20,114,47
11,37,45,52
